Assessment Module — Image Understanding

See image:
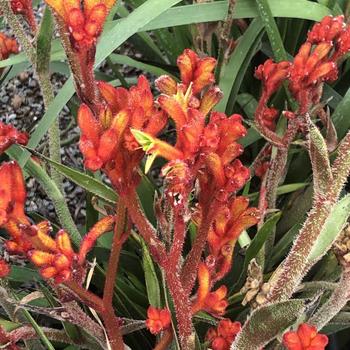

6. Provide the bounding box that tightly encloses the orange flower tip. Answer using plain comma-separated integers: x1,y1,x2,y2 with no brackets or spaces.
40,266,57,280
146,306,171,335
84,157,103,171
199,86,224,115
155,75,178,95
56,230,74,256
0,259,10,278
54,254,71,270
28,250,55,267
0,33,19,59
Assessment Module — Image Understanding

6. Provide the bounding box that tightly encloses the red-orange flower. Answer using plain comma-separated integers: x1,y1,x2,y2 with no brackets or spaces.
176,48,216,95
0,161,81,284
206,196,260,280
0,161,28,227
255,59,291,97
79,76,166,191
283,324,328,350
307,15,350,59
28,229,76,284
145,306,171,335
0,33,19,61
0,259,10,278
192,263,228,316
78,215,115,264
45,0,115,50
0,121,28,155
206,319,241,350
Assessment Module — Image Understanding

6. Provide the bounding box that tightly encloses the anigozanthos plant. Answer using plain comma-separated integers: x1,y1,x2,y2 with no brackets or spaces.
2,5,350,350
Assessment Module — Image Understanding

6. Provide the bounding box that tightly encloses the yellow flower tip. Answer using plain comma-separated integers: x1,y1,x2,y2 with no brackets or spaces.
44,0,65,17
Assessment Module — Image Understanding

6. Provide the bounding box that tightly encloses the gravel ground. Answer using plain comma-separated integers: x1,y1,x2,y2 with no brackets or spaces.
0,69,86,225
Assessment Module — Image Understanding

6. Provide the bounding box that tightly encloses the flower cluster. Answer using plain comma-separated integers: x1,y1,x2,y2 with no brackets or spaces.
283,324,328,350
45,0,115,51
254,15,350,145
78,76,167,191
145,306,171,335
206,319,241,350
0,159,118,283
132,49,251,205
206,196,260,280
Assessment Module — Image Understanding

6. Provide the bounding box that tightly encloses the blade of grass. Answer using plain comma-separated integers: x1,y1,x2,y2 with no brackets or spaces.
216,18,264,112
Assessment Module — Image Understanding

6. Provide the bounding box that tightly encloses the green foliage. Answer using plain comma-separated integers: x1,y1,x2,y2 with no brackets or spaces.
1,0,350,349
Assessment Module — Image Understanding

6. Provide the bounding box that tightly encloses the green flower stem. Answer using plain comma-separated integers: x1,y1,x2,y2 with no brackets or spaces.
24,157,82,245
309,268,350,330
267,131,350,303
0,0,62,188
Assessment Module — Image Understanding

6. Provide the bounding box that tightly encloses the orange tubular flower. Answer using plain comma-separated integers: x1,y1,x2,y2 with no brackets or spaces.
205,197,259,280
0,161,80,284
192,263,228,316
45,0,115,51
177,48,216,95
0,259,10,278
78,75,167,190
206,319,241,350
77,103,130,171
0,121,29,155
0,33,19,61
145,306,171,335
78,215,115,264
307,15,350,60
283,324,328,350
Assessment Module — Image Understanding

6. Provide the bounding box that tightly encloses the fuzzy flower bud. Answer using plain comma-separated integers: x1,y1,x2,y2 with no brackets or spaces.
283,324,328,350
145,306,171,335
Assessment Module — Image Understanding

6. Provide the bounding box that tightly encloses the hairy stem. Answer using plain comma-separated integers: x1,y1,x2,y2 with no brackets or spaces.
309,268,350,330
0,0,35,62
181,199,219,293
101,200,125,349
103,200,125,306
123,189,166,265
1,0,63,188
64,281,105,313
267,131,350,302
164,268,194,350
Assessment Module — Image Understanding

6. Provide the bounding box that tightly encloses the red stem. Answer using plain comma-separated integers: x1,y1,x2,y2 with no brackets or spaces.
169,211,186,270
0,326,19,350
103,199,125,306
123,189,167,265
64,280,105,313
180,200,218,293
164,267,193,350
100,199,126,349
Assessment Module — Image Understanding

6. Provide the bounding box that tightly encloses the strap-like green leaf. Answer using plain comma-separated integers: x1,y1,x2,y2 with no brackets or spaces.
307,194,350,263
